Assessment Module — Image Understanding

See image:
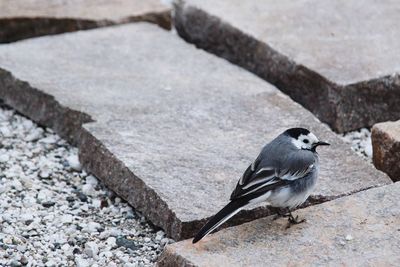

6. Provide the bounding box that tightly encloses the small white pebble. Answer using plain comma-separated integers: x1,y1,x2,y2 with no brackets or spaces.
67,154,82,171
3,237,12,244
0,126,13,137
364,143,373,158
84,222,101,233
82,184,96,196
85,175,98,187
75,256,92,267
84,241,99,258
0,154,10,163
92,199,102,209
61,243,71,251
345,234,353,241
106,237,117,248
61,214,73,224
39,135,58,144
25,128,43,142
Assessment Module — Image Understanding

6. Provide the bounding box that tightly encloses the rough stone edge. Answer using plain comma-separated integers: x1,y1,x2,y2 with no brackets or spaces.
372,123,400,182
157,245,197,267
78,125,185,239
173,1,400,133
0,68,93,144
0,10,171,43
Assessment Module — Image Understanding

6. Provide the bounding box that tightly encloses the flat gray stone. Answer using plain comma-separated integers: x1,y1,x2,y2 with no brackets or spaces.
0,0,170,43
0,23,391,240
158,183,400,266
174,0,400,132
372,120,400,181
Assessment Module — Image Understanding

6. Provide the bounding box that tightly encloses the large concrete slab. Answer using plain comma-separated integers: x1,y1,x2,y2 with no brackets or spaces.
158,183,400,266
372,120,400,181
0,23,391,240
174,0,400,132
0,0,170,43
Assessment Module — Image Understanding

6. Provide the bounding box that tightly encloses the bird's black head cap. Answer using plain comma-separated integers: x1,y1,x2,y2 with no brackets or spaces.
284,128,310,139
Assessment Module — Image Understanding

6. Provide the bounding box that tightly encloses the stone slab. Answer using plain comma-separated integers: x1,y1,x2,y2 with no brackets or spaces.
0,0,170,43
158,183,400,266
174,0,400,132
372,120,400,181
0,23,391,240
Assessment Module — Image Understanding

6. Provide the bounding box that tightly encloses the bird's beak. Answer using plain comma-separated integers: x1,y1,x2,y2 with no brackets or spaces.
315,141,330,147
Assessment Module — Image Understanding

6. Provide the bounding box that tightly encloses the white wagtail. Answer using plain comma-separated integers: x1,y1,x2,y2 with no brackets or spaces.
192,127,330,243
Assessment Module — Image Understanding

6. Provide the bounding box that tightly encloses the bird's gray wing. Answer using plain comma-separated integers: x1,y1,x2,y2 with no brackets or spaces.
278,150,316,181
230,150,315,200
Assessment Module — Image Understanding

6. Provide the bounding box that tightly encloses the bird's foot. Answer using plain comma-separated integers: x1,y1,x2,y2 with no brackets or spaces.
286,212,306,228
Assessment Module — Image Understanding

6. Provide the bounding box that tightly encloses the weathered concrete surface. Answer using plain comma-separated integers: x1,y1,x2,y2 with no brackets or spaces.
372,120,400,182
0,0,170,43
0,23,391,240
158,183,400,266
174,0,400,132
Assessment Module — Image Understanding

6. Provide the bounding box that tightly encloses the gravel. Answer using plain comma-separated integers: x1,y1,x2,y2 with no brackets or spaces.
0,105,173,267
341,128,372,162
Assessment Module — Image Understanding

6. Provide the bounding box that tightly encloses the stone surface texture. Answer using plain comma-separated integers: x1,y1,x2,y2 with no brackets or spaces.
174,0,400,132
0,0,170,43
158,183,400,267
0,23,391,240
372,120,400,181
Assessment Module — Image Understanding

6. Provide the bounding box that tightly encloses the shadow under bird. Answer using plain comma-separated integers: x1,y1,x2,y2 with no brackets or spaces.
193,127,330,244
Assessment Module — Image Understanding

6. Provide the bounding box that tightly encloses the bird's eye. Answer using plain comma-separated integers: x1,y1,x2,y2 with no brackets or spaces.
303,139,309,144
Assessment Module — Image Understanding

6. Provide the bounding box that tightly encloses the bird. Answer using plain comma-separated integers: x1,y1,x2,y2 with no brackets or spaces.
192,127,330,244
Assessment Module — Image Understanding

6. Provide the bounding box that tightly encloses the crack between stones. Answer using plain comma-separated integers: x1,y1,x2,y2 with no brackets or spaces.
306,184,386,206
185,183,388,240
0,11,171,43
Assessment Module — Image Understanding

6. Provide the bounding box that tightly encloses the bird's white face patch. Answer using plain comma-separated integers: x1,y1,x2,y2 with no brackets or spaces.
291,133,319,150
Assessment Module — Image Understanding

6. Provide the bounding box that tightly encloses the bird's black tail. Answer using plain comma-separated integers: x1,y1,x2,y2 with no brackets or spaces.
192,198,249,243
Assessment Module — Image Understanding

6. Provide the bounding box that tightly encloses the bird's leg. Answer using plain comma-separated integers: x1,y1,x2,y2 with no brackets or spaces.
272,207,290,220
286,212,306,228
